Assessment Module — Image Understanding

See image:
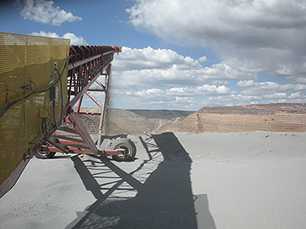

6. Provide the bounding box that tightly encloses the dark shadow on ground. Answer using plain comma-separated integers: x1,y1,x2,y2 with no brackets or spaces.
67,132,216,229
49,154,72,159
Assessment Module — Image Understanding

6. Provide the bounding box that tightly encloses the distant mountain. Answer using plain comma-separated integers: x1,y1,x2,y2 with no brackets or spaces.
81,104,306,134
199,103,306,115
159,103,306,133
127,109,193,120
80,108,192,135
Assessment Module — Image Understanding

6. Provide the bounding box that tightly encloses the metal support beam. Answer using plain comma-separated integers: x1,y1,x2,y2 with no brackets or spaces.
43,45,121,157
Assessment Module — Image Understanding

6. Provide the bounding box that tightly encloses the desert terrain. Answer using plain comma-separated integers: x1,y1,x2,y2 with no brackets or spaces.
1,103,306,229
80,108,193,134
160,103,306,132
82,103,306,134
1,132,306,229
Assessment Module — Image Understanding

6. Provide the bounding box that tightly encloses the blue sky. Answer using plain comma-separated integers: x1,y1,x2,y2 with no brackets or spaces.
0,0,305,110
0,0,217,61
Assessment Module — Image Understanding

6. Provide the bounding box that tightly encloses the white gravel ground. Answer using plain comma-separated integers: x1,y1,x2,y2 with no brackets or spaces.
0,132,306,229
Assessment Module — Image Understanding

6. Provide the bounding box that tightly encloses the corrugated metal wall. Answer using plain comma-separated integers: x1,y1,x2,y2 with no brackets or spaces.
0,33,70,188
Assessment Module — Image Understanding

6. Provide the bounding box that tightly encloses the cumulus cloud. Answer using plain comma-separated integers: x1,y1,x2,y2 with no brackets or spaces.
108,46,306,109
111,47,253,99
238,80,306,95
62,33,87,46
126,85,230,98
31,31,87,45
21,0,81,26
237,80,255,87
30,31,58,38
113,47,256,89
114,46,202,71
128,0,306,82
109,46,255,110
236,80,306,103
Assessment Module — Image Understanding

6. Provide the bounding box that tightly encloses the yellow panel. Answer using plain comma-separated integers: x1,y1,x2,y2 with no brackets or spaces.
0,32,70,186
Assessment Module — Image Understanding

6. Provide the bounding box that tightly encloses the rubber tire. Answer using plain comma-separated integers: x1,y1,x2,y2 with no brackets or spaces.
35,151,56,159
35,138,59,159
110,138,136,161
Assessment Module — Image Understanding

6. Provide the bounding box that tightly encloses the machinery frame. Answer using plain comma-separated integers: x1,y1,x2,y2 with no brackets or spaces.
0,33,135,198
38,45,135,159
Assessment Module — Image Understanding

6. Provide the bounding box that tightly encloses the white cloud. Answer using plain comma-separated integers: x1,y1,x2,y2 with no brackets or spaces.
128,0,306,82
126,88,163,97
62,33,87,46
198,56,207,64
109,46,248,109
126,85,230,98
200,85,230,94
237,80,257,87
237,80,306,103
114,46,202,71
109,46,306,109
289,91,303,99
21,0,81,26
31,31,87,45
30,31,58,38
112,47,256,89
238,81,306,93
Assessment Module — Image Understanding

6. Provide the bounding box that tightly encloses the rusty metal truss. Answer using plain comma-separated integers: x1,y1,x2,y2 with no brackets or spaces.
42,45,123,158
0,39,124,198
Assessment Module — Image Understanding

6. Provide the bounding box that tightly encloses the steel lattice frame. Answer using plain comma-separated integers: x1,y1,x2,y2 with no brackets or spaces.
41,45,123,157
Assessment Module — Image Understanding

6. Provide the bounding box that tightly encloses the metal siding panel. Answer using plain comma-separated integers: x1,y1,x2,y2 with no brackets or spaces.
0,32,70,187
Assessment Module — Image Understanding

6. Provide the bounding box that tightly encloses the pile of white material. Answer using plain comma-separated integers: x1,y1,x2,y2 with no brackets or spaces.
180,132,306,229
0,132,306,229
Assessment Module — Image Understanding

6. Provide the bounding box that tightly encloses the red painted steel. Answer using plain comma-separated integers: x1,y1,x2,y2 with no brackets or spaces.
43,45,124,158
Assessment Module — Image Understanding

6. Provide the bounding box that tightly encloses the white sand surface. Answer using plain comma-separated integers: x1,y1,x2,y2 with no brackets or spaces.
0,132,306,229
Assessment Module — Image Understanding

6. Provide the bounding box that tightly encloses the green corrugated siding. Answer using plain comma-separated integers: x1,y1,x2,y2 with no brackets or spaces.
0,32,70,185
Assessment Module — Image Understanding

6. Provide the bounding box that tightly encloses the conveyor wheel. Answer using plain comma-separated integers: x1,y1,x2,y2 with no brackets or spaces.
35,147,56,159
35,141,56,159
109,138,136,161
